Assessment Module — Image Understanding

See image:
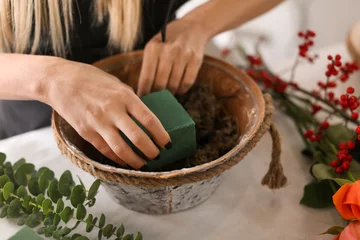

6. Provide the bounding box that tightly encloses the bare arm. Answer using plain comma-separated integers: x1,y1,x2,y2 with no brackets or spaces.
138,0,284,96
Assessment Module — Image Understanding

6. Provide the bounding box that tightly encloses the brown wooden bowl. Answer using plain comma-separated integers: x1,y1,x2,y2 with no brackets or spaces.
52,51,266,214
347,22,360,64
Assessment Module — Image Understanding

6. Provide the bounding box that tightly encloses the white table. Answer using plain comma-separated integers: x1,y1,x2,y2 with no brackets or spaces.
1,42,358,240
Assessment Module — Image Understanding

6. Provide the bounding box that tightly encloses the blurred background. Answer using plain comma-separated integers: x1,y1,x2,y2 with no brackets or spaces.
176,0,360,69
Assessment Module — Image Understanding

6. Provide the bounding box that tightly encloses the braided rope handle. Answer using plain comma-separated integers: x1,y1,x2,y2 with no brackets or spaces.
56,94,287,189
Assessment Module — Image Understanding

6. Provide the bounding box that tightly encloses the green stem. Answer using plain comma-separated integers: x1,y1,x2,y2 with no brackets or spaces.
346,171,356,182
329,180,337,194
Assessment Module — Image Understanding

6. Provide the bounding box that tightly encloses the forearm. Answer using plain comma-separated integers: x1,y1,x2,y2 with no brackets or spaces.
182,0,284,40
0,53,60,103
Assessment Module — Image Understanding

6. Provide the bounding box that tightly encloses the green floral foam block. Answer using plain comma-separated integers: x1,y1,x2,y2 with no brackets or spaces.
122,90,196,171
9,227,43,240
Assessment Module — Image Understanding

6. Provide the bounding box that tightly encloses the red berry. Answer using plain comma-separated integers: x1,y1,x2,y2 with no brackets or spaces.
335,54,341,61
315,135,322,141
345,155,353,162
307,30,316,37
347,87,355,94
330,160,338,168
348,140,356,149
328,91,334,100
339,142,347,150
342,161,351,171
341,75,349,82
356,126,360,134
335,60,342,67
336,166,344,173
328,55,333,60
340,94,348,101
352,112,359,120
298,31,304,37
321,121,330,129
325,71,331,77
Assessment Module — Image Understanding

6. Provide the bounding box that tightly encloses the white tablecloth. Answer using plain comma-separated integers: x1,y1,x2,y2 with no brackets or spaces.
1,43,359,240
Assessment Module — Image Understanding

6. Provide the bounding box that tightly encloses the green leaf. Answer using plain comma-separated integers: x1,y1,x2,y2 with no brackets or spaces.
28,176,41,196
88,179,101,199
26,211,44,228
36,194,45,206
37,227,46,235
77,176,86,189
0,152,6,165
14,163,35,186
13,158,26,172
16,185,27,198
135,232,143,240
76,204,86,220
71,233,82,240
99,213,106,228
22,195,31,208
53,227,72,238
98,230,103,240
116,224,125,237
321,226,344,235
8,198,22,217
44,225,56,237
123,234,134,240
60,206,73,224
85,214,94,232
56,198,64,213
3,181,14,200
42,198,53,215
0,205,9,218
75,237,89,240
17,214,28,226
59,170,74,197
103,224,113,237
0,175,10,187
333,178,353,186
53,214,61,226
325,124,354,145
300,180,335,208
48,179,62,203
70,185,86,208
44,212,55,226
71,220,81,230
311,163,334,180
38,169,55,193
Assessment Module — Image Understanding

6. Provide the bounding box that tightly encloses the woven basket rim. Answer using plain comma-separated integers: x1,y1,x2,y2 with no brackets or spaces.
52,51,265,180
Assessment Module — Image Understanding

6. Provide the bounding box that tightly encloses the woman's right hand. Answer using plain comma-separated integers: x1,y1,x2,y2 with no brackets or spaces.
44,58,171,170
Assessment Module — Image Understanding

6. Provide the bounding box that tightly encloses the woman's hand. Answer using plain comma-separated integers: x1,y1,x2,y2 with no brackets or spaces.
45,59,171,170
137,18,210,97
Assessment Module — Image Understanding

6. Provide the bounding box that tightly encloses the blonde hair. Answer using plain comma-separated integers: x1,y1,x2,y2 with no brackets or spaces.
0,0,142,57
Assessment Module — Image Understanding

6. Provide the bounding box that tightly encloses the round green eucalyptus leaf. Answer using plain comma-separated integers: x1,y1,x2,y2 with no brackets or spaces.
38,169,55,193
135,232,143,240
16,185,27,198
3,181,14,200
53,214,61,226
28,176,41,196
85,214,94,233
22,195,31,208
14,163,35,186
53,227,72,238
70,185,86,208
48,179,62,203
76,204,86,220
35,167,50,177
102,224,113,237
123,234,134,240
7,198,22,218
60,206,73,224
17,215,28,226
75,237,89,240
88,179,101,200
36,194,45,206
116,224,125,237
56,198,64,213
71,233,82,240
0,166,4,176
98,230,103,240
13,158,26,171
26,211,44,228
59,170,74,197
0,205,9,218
44,212,55,226
44,225,56,237
42,198,53,215
37,227,46,235
0,152,6,165
0,175,10,188
99,213,106,228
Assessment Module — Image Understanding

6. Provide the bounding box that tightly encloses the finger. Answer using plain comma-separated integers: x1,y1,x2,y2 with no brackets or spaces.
177,55,203,95
137,42,160,97
127,97,171,149
99,127,147,170
153,58,173,92
116,114,160,160
167,52,191,94
86,132,128,167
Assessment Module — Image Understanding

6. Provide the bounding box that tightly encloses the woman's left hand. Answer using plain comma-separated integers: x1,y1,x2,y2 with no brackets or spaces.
137,19,209,96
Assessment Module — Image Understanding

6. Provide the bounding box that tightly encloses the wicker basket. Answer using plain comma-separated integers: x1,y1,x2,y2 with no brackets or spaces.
52,51,287,214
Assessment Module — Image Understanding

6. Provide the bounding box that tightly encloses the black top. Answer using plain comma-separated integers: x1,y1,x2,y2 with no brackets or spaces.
0,0,188,139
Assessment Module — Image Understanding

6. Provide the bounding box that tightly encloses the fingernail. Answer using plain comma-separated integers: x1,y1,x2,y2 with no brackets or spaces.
165,141,172,150
154,154,160,160
140,165,149,172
